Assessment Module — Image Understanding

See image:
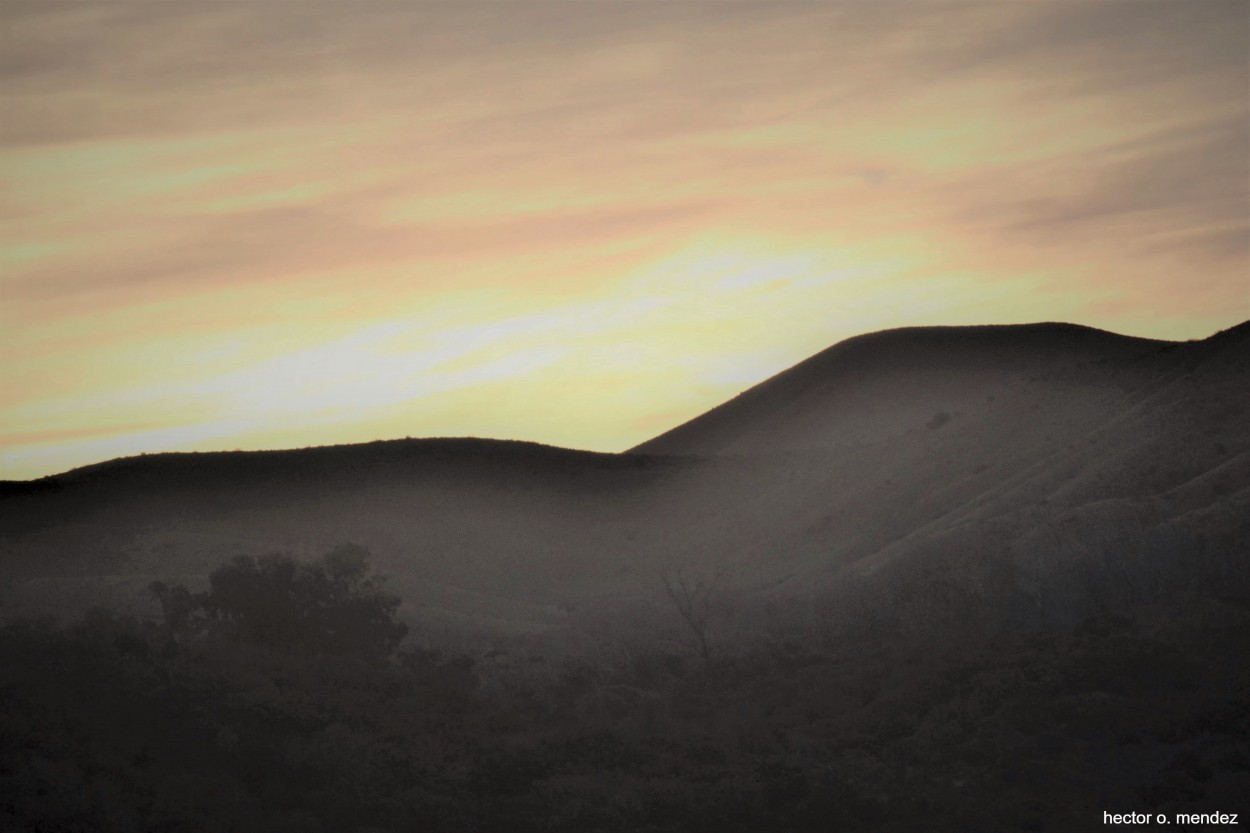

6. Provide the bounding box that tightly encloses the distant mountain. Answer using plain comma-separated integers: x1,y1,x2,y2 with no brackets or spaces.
2,321,1247,636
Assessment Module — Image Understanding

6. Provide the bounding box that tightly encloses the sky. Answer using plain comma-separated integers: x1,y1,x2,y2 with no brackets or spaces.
2,0,1248,479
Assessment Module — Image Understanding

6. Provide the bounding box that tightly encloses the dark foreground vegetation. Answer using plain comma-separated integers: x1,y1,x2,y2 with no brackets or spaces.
3,548,1248,833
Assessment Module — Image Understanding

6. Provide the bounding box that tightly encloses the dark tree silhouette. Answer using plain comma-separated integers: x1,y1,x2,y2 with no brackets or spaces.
151,544,407,658
149,579,197,634
659,565,728,659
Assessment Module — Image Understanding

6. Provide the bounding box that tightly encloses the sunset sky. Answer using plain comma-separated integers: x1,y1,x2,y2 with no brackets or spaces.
2,0,1248,479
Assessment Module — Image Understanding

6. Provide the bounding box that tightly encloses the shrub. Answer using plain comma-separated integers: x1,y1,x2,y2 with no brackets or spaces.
151,544,407,659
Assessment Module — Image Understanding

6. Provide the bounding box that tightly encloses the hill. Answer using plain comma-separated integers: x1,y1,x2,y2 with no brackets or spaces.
3,320,1248,832
627,320,1250,632
2,320,1247,634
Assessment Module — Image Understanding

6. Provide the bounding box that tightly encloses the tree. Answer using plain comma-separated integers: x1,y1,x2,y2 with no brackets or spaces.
151,544,408,659
659,565,729,660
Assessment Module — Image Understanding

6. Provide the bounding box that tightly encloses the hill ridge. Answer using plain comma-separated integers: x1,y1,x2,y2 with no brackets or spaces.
630,320,1238,456
3,321,1239,485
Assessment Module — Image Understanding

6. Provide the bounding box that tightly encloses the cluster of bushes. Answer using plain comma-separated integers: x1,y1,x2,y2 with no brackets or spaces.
0,547,477,833
147,543,409,659
3,547,1248,832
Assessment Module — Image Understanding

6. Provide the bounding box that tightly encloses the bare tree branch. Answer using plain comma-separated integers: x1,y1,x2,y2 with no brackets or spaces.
658,565,729,659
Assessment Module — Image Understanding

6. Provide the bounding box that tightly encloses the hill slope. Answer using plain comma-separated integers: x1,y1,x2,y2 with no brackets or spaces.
2,321,1247,635
636,322,1197,455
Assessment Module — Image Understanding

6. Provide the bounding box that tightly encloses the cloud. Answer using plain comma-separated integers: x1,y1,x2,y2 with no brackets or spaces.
953,115,1249,257
939,0,1248,87
0,422,168,449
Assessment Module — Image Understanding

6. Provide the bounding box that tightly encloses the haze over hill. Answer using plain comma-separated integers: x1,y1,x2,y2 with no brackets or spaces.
4,320,1250,832
3,321,1247,639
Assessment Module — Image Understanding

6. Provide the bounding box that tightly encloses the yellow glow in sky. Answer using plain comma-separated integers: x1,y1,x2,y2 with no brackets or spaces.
2,1,1248,479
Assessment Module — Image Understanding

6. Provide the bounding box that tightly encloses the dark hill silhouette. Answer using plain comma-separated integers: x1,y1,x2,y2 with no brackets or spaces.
0,438,692,628
2,321,1247,636
633,322,1198,455
3,320,1249,833
0,438,679,534
625,321,1249,603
